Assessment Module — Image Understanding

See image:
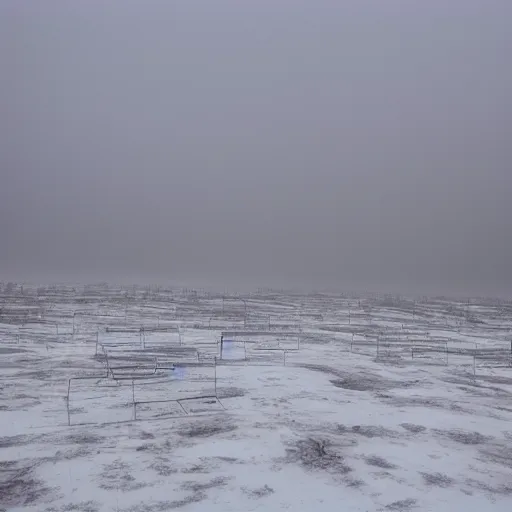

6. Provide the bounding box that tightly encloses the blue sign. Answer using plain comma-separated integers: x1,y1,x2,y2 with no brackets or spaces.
174,366,186,379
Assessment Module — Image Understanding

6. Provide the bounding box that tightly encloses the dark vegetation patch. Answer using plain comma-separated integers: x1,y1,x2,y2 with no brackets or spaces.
445,375,512,397
98,460,150,492
299,364,348,380
148,458,178,477
420,472,454,488
45,501,100,512
0,347,29,354
300,365,420,392
382,395,476,415
283,438,352,474
470,375,512,386
0,434,33,448
300,334,331,345
0,467,58,508
178,419,237,438
364,455,398,470
400,423,426,433
242,484,275,498
68,407,86,415
215,456,238,463
371,471,405,484
318,326,353,333
0,398,42,411
465,478,512,497
338,424,400,439
343,477,365,488
51,447,93,462
136,443,155,452
0,460,17,470
110,402,134,410
330,378,381,391
19,370,55,380
302,364,413,392
478,445,512,469
180,476,229,493
433,428,491,445
385,498,417,511
181,463,210,474
119,493,206,512
444,374,512,389
65,433,105,445
216,387,246,399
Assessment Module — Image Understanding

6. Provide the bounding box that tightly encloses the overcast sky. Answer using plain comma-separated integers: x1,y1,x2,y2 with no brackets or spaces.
1,1,511,296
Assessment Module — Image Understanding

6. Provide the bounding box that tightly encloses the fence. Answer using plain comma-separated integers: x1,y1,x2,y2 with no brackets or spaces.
348,333,511,375
66,361,221,426
218,330,301,365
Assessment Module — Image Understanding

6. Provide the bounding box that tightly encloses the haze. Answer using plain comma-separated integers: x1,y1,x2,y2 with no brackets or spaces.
1,1,511,297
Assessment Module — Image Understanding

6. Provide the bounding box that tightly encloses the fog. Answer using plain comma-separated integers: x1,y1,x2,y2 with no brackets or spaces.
1,1,511,296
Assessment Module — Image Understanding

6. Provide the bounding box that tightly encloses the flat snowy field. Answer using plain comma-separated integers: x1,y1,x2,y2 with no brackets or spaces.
1,285,511,511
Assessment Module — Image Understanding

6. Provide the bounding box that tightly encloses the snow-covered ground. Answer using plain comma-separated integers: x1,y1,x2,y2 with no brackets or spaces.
1,284,511,511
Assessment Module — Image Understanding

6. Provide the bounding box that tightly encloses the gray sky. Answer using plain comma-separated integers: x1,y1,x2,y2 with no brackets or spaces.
1,0,511,296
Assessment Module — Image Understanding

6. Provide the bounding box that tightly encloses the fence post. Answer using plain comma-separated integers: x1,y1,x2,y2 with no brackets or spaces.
67,379,71,426
283,350,286,366
132,379,136,421
214,358,217,396
445,342,448,365
220,336,224,360
105,350,111,378
376,336,380,360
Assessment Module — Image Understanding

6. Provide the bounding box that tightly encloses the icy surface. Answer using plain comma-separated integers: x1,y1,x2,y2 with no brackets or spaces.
1,284,511,511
